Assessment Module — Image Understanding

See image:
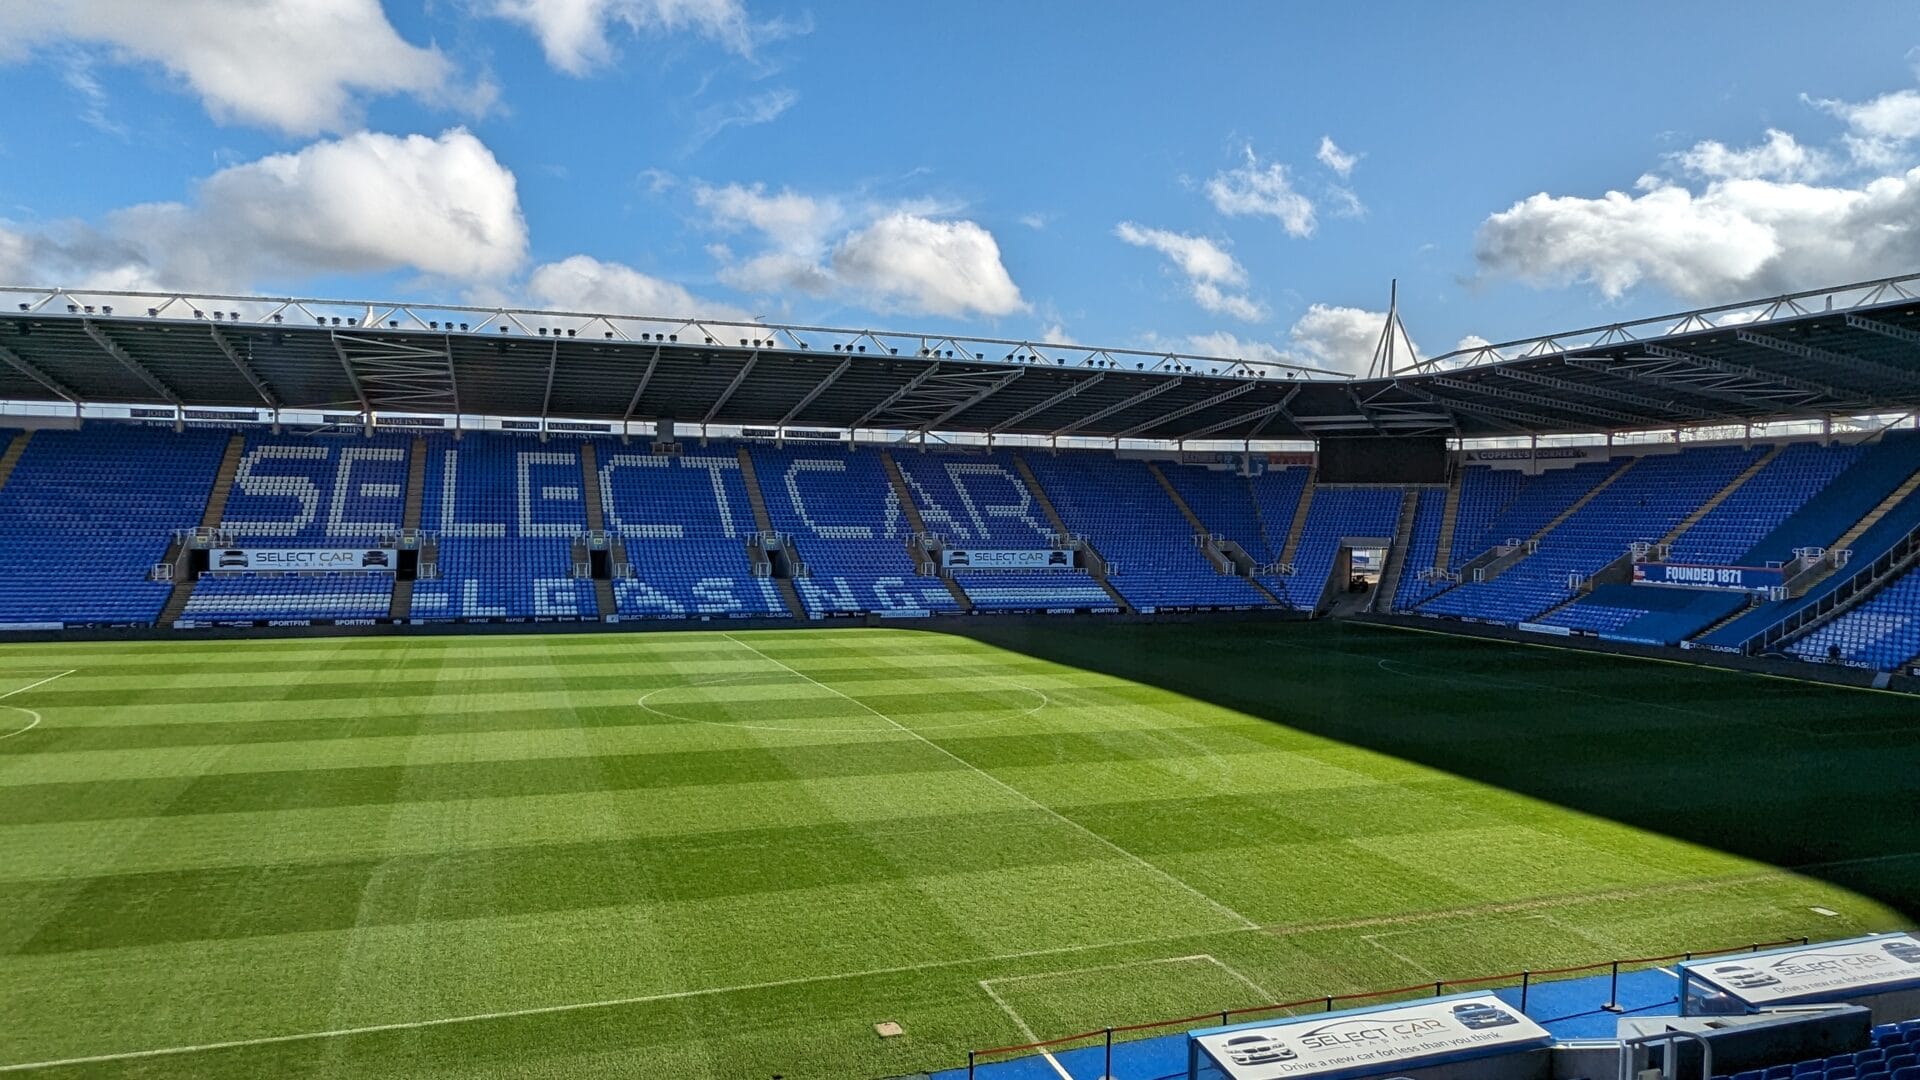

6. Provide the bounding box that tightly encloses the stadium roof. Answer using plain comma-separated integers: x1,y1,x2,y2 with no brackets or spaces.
5,275,1920,441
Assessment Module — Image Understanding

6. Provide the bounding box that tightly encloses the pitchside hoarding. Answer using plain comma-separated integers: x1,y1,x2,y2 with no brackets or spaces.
1189,994,1551,1080
940,549,1075,570
1633,563,1785,591
1679,934,1920,1012
210,548,395,572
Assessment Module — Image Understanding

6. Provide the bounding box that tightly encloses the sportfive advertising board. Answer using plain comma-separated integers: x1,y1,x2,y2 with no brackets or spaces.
1679,934,1920,1011
211,548,396,572
1189,994,1551,1079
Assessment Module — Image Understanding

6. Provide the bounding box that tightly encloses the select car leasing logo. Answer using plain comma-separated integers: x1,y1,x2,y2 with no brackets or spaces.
1297,1017,1449,1050
1765,946,1896,979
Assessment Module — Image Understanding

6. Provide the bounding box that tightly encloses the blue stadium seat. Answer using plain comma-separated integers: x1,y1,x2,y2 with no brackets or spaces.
0,424,227,625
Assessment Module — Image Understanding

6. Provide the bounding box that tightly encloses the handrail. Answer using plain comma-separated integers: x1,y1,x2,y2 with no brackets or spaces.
962,935,1808,1075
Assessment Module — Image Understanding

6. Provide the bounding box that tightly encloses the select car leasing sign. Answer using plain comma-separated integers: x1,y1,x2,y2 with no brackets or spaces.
1191,995,1551,1080
1680,934,1920,1007
211,548,396,572
940,549,1075,570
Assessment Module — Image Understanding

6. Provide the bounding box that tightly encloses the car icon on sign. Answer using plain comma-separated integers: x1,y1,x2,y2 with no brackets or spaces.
361,550,390,568
1713,964,1781,989
1223,1034,1295,1065
1451,1002,1520,1029
217,550,248,568
1883,941,1920,964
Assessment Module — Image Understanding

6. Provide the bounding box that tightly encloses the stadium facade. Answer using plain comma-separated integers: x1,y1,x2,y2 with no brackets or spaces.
4,276,1920,681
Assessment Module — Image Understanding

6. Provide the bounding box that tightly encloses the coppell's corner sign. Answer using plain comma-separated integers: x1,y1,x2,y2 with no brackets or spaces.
1189,994,1551,1079
1680,933,1920,1010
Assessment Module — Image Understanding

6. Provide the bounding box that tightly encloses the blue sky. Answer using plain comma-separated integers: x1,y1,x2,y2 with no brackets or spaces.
4,1,1920,373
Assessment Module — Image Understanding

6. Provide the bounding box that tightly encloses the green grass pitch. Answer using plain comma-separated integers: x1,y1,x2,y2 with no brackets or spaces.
0,620,1915,1079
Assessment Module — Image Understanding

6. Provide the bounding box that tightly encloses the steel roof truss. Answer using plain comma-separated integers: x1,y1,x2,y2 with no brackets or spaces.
1491,365,1711,419
1430,376,1640,427
1050,377,1185,438
776,356,852,427
913,368,1024,433
622,345,662,424
82,320,181,405
850,364,942,430
1115,381,1258,438
1641,343,1850,404
703,349,759,425
1179,385,1302,440
0,343,82,403
986,373,1106,435
1756,323,1920,390
208,327,280,408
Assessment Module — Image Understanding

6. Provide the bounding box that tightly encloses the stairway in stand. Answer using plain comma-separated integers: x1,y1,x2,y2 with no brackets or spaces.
737,447,808,619
579,441,615,619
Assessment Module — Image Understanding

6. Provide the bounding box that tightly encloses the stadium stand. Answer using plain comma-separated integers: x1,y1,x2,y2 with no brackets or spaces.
890,449,1117,611
11,417,1920,678
1271,484,1406,609
1391,486,1448,610
1786,566,1920,669
219,430,412,543
411,432,598,620
184,571,392,621
1668,441,1869,564
747,443,960,617
591,440,786,619
1021,451,1272,610
1419,450,1763,623
0,425,226,625
1711,1021,1920,1080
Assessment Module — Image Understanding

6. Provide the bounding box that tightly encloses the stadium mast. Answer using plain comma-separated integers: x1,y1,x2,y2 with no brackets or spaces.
1366,279,1420,380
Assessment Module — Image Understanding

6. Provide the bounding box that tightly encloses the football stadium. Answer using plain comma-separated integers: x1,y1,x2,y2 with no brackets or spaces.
7,6,1920,1080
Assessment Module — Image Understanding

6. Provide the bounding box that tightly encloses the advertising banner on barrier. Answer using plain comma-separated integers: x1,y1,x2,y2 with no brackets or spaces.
211,548,396,572
941,549,1075,570
1190,994,1551,1079
1633,562,1784,591
1679,934,1920,1011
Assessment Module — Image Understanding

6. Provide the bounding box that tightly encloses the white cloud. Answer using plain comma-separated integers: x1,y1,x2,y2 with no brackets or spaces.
488,0,766,74
0,0,481,136
1475,168,1920,302
1182,305,1403,377
1316,136,1358,179
1806,74,1920,170
695,182,841,251
831,213,1025,318
1114,221,1267,321
0,128,527,291
688,87,798,149
1019,213,1051,231
1204,147,1316,237
526,254,753,320
693,182,1024,317
1671,129,1833,182
1284,304,1395,374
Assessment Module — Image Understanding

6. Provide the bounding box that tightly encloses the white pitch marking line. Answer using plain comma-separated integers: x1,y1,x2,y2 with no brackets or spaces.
0,929,1228,1074
720,633,1261,931
979,979,1076,1080
0,670,73,741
